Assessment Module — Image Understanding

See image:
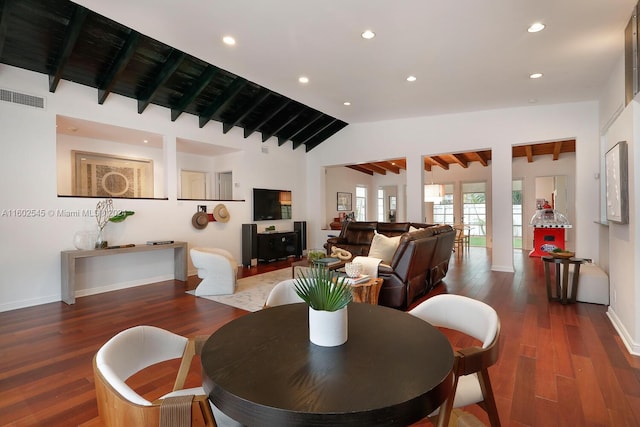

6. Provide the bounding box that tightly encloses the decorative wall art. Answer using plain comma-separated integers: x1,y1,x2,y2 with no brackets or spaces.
72,151,154,198
605,141,628,224
337,192,352,211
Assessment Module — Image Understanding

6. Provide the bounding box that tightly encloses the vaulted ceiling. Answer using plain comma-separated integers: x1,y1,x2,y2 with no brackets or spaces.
0,0,347,151
1,0,632,156
346,139,576,176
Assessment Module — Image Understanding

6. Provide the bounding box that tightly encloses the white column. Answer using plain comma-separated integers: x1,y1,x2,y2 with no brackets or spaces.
491,145,514,272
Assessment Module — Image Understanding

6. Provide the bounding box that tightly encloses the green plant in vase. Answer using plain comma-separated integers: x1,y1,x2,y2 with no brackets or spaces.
294,266,352,311
94,198,135,249
295,266,352,347
306,249,325,264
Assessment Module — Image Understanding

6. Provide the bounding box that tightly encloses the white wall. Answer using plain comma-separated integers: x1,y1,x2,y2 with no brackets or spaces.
324,166,375,227
0,65,306,312
595,44,640,355
603,103,638,355
307,102,600,274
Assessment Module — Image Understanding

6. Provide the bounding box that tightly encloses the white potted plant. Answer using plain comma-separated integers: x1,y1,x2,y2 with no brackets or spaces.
294,266,353,347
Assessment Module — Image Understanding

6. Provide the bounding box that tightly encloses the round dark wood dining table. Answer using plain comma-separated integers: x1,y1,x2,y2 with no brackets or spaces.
201,303,454,427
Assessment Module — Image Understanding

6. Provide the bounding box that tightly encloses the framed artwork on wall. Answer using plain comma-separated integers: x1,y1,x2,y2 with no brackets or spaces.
605,141,628,224
72,150,154,198
337,192,352,211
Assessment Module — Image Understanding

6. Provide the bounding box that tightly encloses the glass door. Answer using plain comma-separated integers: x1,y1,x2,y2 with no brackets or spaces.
512,180,523,249
462,182,486,247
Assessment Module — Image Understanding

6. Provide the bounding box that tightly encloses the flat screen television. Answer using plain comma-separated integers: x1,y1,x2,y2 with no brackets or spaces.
253,188,292,221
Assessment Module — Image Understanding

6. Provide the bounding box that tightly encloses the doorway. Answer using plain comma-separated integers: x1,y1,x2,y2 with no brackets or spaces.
217,171,233,200
180,170,209,199
462,181,487,247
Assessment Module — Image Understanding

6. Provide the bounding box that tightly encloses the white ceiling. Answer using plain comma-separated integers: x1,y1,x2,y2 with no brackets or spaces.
73,0,636,125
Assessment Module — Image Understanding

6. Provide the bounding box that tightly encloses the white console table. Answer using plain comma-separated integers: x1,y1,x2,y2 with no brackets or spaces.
61,241,188,304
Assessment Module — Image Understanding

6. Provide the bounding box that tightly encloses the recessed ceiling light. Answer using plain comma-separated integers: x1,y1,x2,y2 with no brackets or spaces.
406,75,417,82
298,76,309,84
528,23,546,33
528,98,538,103
529,73,543,79
222,36,236,46
143,139,149,143
343,101,351,106
361,30,375,40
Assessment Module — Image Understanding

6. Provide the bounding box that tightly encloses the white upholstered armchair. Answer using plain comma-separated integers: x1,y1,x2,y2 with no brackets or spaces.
190,248,237,296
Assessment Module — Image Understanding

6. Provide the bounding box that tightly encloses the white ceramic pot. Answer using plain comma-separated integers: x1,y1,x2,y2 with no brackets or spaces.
308,306,348,347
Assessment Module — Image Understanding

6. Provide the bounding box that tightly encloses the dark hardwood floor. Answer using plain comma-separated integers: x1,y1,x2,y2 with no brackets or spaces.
1,249,639,426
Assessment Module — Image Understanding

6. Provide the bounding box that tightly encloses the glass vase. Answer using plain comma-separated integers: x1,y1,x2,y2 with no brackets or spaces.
95,228,108,249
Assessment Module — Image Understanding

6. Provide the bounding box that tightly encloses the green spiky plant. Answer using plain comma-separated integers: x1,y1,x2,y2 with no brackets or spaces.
294,266,353,311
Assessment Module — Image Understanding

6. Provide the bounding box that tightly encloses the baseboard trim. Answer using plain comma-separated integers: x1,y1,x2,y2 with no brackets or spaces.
0,295,60,313
491,264,515,273
607,307,640,356
74,275,174,299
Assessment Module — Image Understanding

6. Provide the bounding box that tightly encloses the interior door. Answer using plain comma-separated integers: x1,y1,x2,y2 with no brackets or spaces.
218,171,233,200
180,170,207,199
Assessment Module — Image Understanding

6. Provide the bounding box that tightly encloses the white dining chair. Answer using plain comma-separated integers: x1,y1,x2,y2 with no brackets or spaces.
409,294,501,427
93,325,243,427
263,279,304,308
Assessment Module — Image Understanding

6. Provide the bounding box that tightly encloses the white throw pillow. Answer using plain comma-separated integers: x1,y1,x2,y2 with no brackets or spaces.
368,232,401,264
409,226,422,233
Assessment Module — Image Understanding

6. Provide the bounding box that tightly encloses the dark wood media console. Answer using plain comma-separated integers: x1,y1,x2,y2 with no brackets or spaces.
257,231,299,262
242,222,306,266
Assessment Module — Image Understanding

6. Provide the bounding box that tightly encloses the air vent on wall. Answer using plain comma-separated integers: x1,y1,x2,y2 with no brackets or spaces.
0,88,46,109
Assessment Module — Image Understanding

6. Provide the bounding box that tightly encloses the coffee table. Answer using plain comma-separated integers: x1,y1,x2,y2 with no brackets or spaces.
291,258,345,278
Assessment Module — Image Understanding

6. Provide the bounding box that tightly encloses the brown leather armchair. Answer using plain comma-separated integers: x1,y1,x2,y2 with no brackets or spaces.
377,227,439,310
377,225,455,310
428,225,457,290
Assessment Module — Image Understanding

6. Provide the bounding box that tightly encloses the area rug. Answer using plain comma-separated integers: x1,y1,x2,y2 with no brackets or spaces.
192,268,292,312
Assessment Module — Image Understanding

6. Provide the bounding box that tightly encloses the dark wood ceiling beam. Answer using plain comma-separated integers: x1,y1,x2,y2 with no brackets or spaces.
98,31,140,105
137,50,185,114
294,118,336,148
360,163,387,175
244,99,291,138
223,89,270,133
374,161,402,174
475,151,489,166
304,120,348,151
347,165,374,175
451,153,468,168
48,5,88,93
171,66,219,121
198,77,248,128
278,112,323,146
393,159,407,170
429,156,449,170
0,0,11,60
525,145,533,162
423,158,433,172
262,109,305,142
552,141,562,160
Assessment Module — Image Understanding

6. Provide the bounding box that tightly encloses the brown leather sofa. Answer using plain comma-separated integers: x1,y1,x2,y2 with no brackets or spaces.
324,221,455,310
377,225,455,310
324,221,432,256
